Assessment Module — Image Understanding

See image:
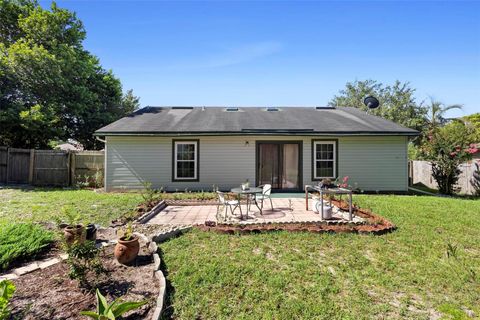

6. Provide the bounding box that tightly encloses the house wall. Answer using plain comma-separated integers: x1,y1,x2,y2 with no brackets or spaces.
105,135,408,192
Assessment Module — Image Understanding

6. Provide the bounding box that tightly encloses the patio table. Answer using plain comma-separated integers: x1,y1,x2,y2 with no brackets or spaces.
230,187,263,219
305,185,353,221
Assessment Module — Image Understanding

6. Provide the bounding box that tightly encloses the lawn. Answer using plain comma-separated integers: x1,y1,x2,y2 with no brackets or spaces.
0,188,141,226
159,195,480,320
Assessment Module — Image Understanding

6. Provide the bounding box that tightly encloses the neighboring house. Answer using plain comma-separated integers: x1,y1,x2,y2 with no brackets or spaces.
95,106,418,192
54,139,84,151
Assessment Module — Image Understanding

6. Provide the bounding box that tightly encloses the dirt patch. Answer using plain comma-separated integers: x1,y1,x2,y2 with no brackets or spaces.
10,244,158,320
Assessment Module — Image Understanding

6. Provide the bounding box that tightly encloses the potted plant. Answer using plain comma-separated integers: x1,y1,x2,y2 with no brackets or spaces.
241,179,250,191
320,178,335,189
62,206,86,245
114,223,140,265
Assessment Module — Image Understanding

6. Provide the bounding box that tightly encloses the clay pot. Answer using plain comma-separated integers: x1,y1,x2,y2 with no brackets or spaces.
114,235,140,265
64,224,86,245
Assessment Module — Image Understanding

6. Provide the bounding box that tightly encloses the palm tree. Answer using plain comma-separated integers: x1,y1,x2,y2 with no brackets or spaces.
425,98,463,131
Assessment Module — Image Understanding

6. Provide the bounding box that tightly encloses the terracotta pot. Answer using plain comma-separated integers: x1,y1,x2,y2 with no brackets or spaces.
64,224,86,245
114,235,140,265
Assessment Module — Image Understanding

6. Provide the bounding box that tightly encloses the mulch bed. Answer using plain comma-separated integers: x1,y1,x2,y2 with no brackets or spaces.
9,243,158,320
198,197,396,235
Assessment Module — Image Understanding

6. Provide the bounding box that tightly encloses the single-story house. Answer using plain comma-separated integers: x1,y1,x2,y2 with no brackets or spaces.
94,106,418,192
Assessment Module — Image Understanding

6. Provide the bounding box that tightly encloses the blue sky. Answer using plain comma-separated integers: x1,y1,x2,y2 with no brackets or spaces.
43,1,479,117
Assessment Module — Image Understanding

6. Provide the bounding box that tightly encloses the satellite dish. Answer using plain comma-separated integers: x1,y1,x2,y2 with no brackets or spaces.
364,96,380,109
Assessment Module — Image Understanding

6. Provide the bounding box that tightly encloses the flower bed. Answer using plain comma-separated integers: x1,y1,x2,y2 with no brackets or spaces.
9,237,158,319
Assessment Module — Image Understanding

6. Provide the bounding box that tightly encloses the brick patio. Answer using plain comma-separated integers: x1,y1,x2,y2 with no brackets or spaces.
147,197,364,225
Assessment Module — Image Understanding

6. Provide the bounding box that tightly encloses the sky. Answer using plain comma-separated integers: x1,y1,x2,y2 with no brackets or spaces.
41,0,480,117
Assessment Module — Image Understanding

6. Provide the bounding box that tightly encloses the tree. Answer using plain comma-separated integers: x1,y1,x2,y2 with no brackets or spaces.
421,121,478,195
425,98,462,132
121,89,141,114
462,113,480,140
329,79,427,133
0,0,140,149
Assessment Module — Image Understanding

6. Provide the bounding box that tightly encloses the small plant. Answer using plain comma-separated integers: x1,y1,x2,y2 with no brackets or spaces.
65,240,106,289
445,241,477,284
75,172,104,189
0,280,15,320
93,171,104,188
80,289,147,320
62,206,81,227
141,181,160,208
122,223,134,241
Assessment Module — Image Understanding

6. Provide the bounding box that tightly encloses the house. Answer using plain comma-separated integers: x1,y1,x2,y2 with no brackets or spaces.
94,106,418,192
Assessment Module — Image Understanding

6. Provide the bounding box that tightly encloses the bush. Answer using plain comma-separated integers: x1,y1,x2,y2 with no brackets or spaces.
421,122,478,195
0,223,54,271
65,240,105,289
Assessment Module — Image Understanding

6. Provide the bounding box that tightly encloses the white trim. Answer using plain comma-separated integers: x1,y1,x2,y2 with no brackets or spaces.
174,141,198,180
313,141,336,179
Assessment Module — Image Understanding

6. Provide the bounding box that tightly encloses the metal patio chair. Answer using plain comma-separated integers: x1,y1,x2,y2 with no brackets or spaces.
251,184,273,213
216,191,241,221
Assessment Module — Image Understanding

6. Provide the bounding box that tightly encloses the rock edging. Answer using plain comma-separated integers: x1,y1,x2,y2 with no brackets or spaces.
149,226,192,320
137,200,167,224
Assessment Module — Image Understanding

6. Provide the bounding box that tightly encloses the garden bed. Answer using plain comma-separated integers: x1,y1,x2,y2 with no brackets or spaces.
9,242,158,319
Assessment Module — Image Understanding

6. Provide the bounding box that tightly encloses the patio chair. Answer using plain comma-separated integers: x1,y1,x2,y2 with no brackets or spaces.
252,184,273,213
216,191,241,221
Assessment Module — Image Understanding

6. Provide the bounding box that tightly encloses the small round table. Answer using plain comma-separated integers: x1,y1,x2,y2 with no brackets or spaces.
230,187,263,219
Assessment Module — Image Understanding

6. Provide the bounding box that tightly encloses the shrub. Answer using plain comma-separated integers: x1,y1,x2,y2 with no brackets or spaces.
140,182,161,208
0,280,15,320
65,240,106,289
0,223,54,271
75,171,104,189
421,121,478,195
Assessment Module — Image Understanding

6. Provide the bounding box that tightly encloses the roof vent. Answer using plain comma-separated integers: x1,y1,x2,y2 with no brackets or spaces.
266,107,279,112
225,107,239,112
316,106,335,110
172,106,194,110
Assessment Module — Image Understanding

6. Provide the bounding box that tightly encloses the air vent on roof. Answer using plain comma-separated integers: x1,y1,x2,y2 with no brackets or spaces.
266,107,279,112
172,106,193,110
316,106,335,110
225,107,239,112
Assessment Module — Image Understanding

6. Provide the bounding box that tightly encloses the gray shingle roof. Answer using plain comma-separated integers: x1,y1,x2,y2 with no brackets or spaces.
95,106,419,136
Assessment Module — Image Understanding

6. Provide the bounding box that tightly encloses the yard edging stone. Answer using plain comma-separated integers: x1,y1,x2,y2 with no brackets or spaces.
149,225,192,320
137,200,167,224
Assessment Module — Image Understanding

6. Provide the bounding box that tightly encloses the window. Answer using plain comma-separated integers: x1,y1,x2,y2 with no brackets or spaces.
313,140,336,179
173,140,198,181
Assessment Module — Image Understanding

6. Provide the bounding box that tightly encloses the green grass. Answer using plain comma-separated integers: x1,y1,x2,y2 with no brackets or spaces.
0,188,141,226
0,223,54,271
160,195,480,319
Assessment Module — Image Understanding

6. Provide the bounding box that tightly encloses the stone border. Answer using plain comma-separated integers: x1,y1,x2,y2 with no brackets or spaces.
0,240,115,281
137,200,167,224
198,197,396,235
149,226,192,320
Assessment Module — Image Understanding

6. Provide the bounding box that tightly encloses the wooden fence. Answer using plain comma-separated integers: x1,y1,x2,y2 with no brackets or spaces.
0,147,104,187
409,160,480,195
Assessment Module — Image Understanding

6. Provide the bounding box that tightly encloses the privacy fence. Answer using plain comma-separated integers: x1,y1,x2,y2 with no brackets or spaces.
0,147,104,187
409,160,480,195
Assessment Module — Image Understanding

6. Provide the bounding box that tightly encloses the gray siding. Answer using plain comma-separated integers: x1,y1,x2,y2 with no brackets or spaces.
105,135,408,192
